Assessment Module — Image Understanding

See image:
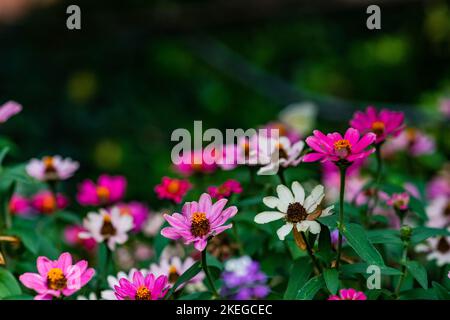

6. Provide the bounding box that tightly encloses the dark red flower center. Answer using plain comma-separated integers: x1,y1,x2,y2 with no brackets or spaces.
190,212,210,237
286,202,308,223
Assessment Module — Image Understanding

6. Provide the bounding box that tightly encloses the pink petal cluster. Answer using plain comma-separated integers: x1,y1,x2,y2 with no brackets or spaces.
328,288,367,300
9,194,30,216
350,106,404,144
384,192,410,211
174,150,217,176
114,271,168,300
114,201,150,232
303,128,376,163
161,193,238,251
207,179,243,200
427,174,450,201
26,156,79,182
64,225,97,251
19,252,95,300
31,191,68,214
0,100,22,123
77,174,127,206
440,99,450,119
154,176,192,204
383,128,435,157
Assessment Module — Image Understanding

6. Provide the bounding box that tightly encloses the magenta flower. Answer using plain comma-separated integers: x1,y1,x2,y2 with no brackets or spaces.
114,271,168,300
161,193,238,251
154,176,192,204
173,150,217,176
383,192,410,211
19,252,95,300
77,174,127,206
114,201,150,232
303,128,376,164
328,288,367,300
0,100,22,123
26,156,79,182
9,194,30,216
350,106,404,144
64,225,97,251
207,179,243,200
30,191,68,214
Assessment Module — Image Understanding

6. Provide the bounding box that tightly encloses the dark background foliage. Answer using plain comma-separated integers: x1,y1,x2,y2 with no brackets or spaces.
0,0,449,201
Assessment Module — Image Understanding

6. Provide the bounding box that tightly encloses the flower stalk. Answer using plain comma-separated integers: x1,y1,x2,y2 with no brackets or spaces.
335,163,348,270
300,231,322,274
201,244,219,299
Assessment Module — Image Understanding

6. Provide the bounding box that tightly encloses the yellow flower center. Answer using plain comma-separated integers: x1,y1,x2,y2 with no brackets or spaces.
135,285,152,300
334,139,352,158
190,212,210,237
371,121,385,136
96,186,110,202
47,268,67,290
168,265,179,283
42,194,57,213
167,180,180,194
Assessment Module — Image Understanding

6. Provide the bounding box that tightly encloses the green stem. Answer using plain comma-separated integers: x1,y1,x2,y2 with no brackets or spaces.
336,165,347,270
301,232,322,273
395,244,409,297
201,246,219,298
368,145,383,216
277,168,287,185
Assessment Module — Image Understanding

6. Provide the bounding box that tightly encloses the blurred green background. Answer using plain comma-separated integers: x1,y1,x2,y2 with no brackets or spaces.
0,0,449,202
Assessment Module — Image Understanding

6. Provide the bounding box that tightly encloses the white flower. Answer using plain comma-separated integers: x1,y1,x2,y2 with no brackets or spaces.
279,102,318,136
415,230,450,267
224,256,252,277
254,182,334,240
149,256,205,292
77,292,98,300
426,197,449,229
257,136,304,175
79,207,133,251
101,268,147,300
26,155,79,181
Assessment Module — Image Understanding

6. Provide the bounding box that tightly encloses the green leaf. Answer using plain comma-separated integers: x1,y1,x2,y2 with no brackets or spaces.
409,197,427,221
411,227,450,244
6,227,39,255
323,268,339,295
178,292,212,300
0,268,22,298
53,211,82,224
169,261,202,295
2,294,34,300
367,229,402,245
341,263,402,276
283,257,312,299
398,288,437,300
404,261,428,289
317,225,334,265
206,253,223,271
296,275,325,300
342,223,385,266
433,282,450,300
0,146,10,168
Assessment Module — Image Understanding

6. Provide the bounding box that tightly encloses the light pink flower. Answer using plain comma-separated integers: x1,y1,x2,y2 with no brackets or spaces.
426,197,449,229
64,225,97,251
77,174,127,206
30,191,68,214
427,174,450,201
440,99,450,119
9,194,30,216
154,176,191,204
350,106,404,144
383,192,410,211
303,128,376,163
173,150,217,176
261,121,301,144
114,201,150,232
26,156,79,182
161,193,238,251
383,128,435,157
19,252,95,300
0,100,22,123
114,271,169,300
328,288,367,300
208,179,242,200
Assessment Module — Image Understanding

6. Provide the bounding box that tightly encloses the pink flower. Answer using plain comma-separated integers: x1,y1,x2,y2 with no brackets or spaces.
303,128,376,164
328,288,367,300
114,271,168,300
173,150,217,176
350,106,404,144
208,179,243,200
30,191,68,214
26,156,79,182
427,174,450,201
383,128,435,157
9,194,30,216
161,193,238,251
261,121,301,144
154,177,192,204
440,99,450,119
77,174,127,206
19,252,95,300
0,100,22,123
384,192,410,211
114,202,150,232
64,225,97,251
